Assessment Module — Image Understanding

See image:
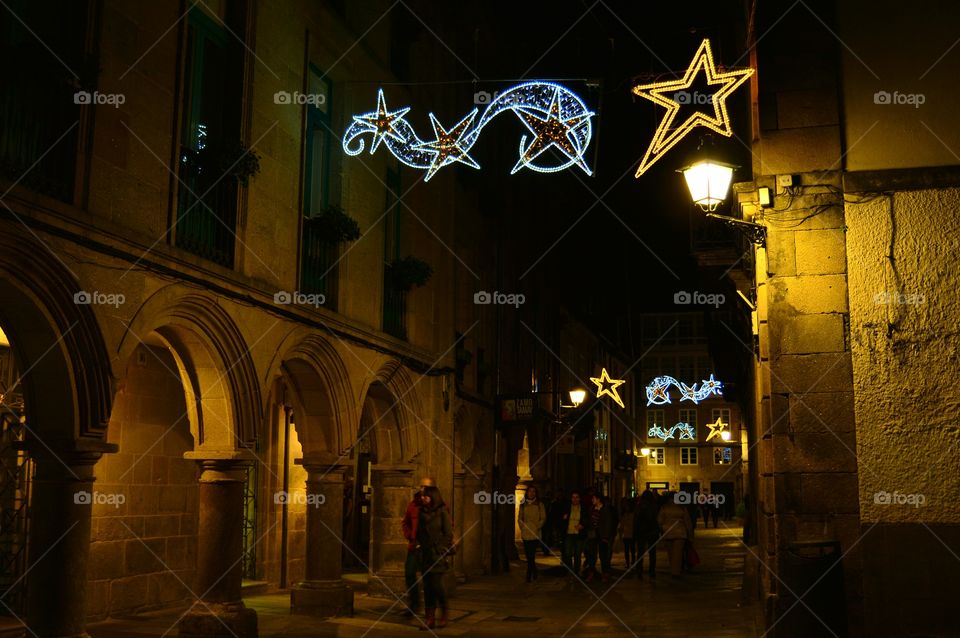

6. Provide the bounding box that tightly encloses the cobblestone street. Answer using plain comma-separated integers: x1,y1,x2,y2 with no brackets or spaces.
87,526,759,637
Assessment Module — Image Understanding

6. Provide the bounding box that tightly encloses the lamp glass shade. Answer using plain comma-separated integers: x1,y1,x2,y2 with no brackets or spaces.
640,447,651,457
720,430,732,442
682,160,734,211
568,388,586,407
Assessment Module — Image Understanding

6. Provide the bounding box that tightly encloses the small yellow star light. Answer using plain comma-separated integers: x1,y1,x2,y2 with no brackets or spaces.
705,416,729,442
590,368,626,409
353,89,411,154
417,110,481,181
632,39,753,177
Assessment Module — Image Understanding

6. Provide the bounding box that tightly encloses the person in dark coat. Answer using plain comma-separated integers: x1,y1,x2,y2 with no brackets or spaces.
586,493,617,582
634,489,660,578
416,485,454,630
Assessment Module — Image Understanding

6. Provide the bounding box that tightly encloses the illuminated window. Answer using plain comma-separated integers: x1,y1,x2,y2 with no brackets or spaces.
680,447,698,465
647,447,665,465
712,408,731,425
714,447,733,465
679,408,698,431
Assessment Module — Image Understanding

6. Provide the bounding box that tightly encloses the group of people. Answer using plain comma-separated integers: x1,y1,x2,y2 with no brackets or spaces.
402,478,455,631
523,487,712,581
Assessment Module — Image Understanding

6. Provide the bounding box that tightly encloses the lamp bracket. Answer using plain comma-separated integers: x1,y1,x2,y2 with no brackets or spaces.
705,213,767,246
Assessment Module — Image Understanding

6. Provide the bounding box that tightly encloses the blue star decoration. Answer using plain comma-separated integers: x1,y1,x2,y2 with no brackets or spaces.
513,87,593,175
352,89,411,154
416,110,481,182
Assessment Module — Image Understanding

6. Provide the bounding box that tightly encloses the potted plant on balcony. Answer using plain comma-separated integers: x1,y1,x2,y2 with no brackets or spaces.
306,205,361,243
385,255,433,291
184,140,261,186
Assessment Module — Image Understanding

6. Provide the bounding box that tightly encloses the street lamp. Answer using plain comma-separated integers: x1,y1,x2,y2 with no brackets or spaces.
640,447,651,457
720,429,732,442
680,158,736,212
568,388,587,408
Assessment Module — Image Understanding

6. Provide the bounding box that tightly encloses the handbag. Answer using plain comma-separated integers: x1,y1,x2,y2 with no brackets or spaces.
686,540,701,567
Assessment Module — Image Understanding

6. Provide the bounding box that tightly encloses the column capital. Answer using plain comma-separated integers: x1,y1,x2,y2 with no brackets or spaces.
296,453,351,479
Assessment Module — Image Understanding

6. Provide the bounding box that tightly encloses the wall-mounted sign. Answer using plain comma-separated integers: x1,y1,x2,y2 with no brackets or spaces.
645,374,722,405
343,82,594,181
632,39,754,176
590,368,626,408
499,395,536,423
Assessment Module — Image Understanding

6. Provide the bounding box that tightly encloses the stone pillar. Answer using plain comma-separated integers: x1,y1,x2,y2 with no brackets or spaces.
25,447,110,638
453,472,466,580
367,465,415,599
461,472,486,577
179,454,257,638
290,457,353,616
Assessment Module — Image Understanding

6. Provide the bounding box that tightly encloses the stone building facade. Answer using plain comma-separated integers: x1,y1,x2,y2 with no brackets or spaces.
0,1,559,636
726,1,960,636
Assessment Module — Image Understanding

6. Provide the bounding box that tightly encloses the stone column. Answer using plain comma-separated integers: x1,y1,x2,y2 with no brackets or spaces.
453,472,466,580
461,472,487,577
367,465,415,599
179,454,257,638
25,447,110,638
290,457,353,616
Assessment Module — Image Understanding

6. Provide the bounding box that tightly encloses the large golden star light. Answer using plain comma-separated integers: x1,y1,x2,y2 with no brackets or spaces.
512,87,592,175
353,89,411,154
705,416,729,442
417,110,480,181
590,368,626,409
632,39,753,177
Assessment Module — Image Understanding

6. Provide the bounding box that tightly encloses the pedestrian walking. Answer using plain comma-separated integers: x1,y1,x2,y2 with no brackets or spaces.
619,497,636,568
657,492,693,577
401,477,434,617
416,485,454,630
587,493,617,582
634,490,659,578
561,490,586,578
518,485,547,582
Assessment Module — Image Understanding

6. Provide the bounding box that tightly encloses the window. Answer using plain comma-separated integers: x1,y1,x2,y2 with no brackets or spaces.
678,356,695,381
680,447,698,465
646,409,665,439
300,69,338,308
176,6,244,267
382,168,406,338
712,408,731,425
714,447,733,465
647,447,665,465
0,0,87,202
679,408,698,432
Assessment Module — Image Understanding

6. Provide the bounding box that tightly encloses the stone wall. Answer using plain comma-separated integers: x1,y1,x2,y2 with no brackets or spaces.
88,345,198,619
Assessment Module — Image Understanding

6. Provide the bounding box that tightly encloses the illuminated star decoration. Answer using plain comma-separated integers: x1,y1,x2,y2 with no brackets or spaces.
351,89,411,154
342,82,594,181
590,368,626,409
632,39,754,176
512,86,592,175
645,374,723,405
705,416,729,442
417,111,481,181
648,422,696,441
